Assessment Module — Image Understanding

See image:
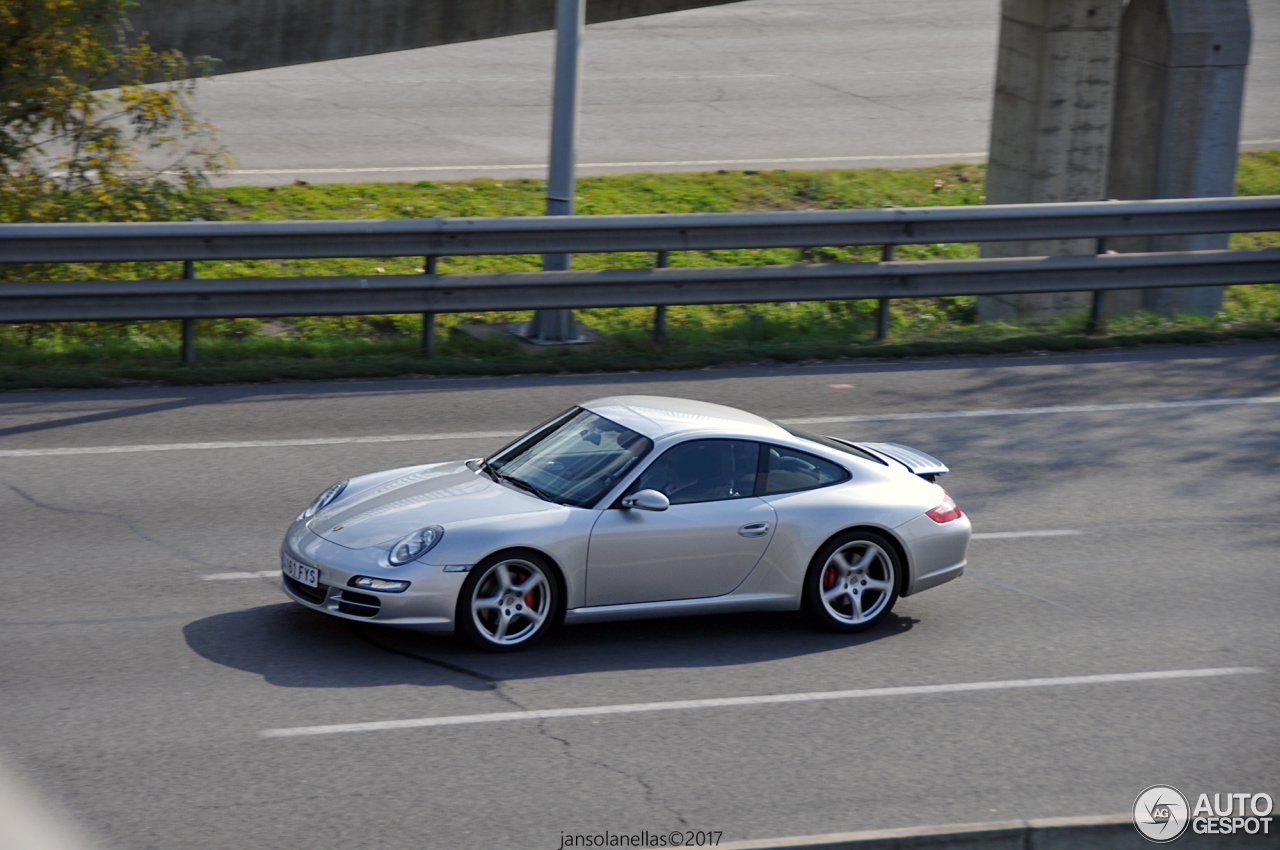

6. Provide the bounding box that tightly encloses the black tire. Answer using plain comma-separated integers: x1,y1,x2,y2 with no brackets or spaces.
456,551,560,652
802,530,901,633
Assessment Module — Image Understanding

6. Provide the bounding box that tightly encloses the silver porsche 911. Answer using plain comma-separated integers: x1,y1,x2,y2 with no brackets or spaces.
280,396,970,651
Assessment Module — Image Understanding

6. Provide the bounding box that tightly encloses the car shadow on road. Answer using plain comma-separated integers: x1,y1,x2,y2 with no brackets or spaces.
183,602,916,692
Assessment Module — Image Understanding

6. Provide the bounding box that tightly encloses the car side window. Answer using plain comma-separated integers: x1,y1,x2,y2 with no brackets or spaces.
760,445,849,495
628,440,759,505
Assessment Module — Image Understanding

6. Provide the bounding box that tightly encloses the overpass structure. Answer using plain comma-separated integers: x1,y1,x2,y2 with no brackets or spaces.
126,0,743,77
128,0,1257,320
979,0,1252,320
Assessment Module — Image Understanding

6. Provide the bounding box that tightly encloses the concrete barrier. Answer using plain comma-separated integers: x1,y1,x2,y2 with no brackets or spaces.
127,0,745,77
716,814,1270,850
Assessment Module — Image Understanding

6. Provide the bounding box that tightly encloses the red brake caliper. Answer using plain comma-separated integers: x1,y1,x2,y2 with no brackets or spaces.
823,567,837,590
519,571,535,608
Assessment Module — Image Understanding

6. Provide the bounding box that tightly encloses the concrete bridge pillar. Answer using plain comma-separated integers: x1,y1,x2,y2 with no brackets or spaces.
976,0,1125,323
1103,0,1252,317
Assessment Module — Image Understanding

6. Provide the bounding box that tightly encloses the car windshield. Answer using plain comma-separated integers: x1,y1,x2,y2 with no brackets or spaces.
484,408,653,508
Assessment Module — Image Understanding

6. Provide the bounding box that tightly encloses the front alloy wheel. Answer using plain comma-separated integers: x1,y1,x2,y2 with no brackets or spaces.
458,553,558,651
804,531,900,632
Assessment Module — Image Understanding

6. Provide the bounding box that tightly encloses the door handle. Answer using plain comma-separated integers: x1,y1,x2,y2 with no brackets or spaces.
738,522,771,538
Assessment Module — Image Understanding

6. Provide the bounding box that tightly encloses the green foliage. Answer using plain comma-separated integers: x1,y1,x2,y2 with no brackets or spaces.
0,0,226,238
1236,149,1280,196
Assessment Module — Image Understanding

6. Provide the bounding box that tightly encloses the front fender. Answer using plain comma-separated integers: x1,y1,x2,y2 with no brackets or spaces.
422,506,599,609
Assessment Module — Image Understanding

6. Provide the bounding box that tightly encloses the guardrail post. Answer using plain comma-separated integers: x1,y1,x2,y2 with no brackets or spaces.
875,245,893,340
653,250,669,346
422,255,438,357
1087,237,1107,335
181,259,196,365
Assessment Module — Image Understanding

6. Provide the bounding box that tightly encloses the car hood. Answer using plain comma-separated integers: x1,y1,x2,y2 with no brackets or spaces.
307,461,553,549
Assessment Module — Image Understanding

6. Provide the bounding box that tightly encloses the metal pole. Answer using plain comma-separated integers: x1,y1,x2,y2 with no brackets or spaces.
875,245,893,340
422,255,438,356
546,0,582,225
525,0,585,344
1087,237,1107,334
181,259,196,365
654,250,669,345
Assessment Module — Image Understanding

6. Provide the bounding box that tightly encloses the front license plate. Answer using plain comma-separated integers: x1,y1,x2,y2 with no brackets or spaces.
281,553,319,588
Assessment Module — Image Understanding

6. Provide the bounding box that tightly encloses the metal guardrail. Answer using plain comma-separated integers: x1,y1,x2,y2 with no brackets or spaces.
2,195,1279,263
2,248,1278,322
1,195,1277,363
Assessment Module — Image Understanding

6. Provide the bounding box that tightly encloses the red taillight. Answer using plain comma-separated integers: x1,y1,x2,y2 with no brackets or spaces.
926,492,963,524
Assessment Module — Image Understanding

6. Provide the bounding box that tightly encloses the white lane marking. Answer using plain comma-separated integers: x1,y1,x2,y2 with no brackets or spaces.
0,431,522,458
971,530,1081,540
215,69,1000,86
218,73,787,85
198,542,1085,581
259,667,1263,738
218,142,1280,177
219,140,1280,176
224,152,987,176
202,571,278,581
7,395,1277,459
782,395,1280,426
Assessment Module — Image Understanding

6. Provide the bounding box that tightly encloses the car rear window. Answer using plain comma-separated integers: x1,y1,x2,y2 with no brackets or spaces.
778,424,888,465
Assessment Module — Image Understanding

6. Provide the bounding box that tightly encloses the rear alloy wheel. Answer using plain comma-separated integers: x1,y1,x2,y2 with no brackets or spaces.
804,531,900,633
458,553,558,651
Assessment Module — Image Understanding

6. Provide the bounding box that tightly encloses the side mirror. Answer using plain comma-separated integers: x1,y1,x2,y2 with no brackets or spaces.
620,489,670,511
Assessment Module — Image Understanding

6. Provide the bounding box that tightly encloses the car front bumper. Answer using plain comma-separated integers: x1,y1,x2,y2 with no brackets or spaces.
280,525,467,632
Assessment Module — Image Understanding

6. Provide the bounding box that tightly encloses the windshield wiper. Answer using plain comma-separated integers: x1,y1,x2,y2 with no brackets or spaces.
484,464,556,503
501,474,558,504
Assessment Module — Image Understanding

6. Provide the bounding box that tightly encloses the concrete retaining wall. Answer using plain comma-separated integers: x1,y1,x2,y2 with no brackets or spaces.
126,0,745,76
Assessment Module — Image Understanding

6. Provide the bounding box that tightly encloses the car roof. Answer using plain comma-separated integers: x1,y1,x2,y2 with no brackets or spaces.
579,395,789,440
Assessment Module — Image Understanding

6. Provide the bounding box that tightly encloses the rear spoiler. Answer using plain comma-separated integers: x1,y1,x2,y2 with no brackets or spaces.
842,440,950,482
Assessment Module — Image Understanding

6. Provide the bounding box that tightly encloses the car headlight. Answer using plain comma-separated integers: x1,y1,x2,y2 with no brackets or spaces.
299,479,348,521
388,525,444,566
349,576,411,593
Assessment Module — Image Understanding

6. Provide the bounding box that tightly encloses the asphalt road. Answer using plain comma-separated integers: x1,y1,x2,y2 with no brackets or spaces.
1,341,1277,849
196,0,1280,186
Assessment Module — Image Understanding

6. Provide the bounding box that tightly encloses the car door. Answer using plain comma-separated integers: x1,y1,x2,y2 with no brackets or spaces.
586,439,776,606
